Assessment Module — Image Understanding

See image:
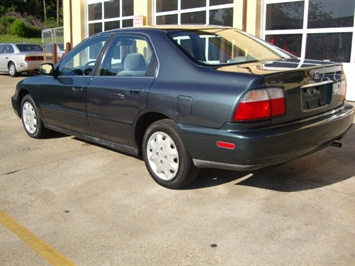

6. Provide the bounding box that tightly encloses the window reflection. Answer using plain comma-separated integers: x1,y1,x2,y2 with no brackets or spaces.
105,21,120,31
122,19,133,27
210,8,233,26
308,0,355,28
156,0,178,12
122,0,133,16
266,34,302,56
88,3,102,21
181,0,205,9
89,23,102,36
104,0,119,19
306,33,352,62
266,2,304,30
210,0,233,5
156,15,178,25
181,11,206,24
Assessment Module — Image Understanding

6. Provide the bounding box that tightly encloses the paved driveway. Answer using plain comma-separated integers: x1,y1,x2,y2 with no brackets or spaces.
1,74,354,265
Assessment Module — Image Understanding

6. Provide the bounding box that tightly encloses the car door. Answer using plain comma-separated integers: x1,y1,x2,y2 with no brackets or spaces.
40,35,109,134
86,34,157,147
0,44,13,72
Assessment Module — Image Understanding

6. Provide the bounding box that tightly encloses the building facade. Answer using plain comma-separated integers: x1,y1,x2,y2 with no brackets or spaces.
62,0,355,100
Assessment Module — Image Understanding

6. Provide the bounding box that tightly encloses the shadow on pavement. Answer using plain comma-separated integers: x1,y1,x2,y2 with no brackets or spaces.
186,125,354,192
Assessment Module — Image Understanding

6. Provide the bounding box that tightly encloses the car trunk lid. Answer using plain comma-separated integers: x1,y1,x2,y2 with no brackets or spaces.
262,60,345,125
218,58,346,125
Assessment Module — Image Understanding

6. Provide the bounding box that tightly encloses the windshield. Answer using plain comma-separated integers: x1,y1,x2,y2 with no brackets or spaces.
168,28,293,66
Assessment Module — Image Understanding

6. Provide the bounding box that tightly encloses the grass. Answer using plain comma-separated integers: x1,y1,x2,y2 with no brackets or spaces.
0,34,42,44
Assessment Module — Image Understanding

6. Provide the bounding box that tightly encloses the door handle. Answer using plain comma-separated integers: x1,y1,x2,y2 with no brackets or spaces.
129,88,142,95
72,85,84,92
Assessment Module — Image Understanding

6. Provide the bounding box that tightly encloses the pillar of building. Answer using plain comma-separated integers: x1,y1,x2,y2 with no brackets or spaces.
246,0,262,37
63,0,86,49
134,0,153,26
233,0,244,30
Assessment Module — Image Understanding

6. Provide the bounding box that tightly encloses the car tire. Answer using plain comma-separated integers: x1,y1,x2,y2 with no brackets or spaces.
9,62,19,77
21,95,49,138
143,119,199,189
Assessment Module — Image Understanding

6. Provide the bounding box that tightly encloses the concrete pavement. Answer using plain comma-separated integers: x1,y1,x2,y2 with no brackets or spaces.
1,74,354,265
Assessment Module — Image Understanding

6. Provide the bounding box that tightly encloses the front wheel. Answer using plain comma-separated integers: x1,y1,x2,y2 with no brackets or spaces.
21,95,49,138
142,119,198,189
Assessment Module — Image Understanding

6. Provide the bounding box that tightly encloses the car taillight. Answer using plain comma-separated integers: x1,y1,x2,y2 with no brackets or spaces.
25,56,44,61
234,88,286,121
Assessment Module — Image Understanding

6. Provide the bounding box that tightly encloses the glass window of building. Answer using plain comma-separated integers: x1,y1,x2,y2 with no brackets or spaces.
265,2,304,30
87,0,134,36
263,0,355,63
154,0,233,26
308,0,355,28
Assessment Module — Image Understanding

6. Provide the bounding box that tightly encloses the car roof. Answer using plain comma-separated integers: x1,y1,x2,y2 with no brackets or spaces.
0,43,41,45
99,25,235,36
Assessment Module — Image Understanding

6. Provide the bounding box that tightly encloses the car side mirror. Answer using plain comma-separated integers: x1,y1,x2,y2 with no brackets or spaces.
40,63,54,75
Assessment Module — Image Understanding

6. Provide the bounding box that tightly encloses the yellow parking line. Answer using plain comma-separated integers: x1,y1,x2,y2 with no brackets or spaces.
0,210,76,266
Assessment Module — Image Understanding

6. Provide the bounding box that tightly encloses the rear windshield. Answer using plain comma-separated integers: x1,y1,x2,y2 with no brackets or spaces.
168,28,293,66
16,44,43,52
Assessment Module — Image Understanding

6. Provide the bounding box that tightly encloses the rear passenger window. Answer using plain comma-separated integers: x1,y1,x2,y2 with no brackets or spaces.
99,35,156,77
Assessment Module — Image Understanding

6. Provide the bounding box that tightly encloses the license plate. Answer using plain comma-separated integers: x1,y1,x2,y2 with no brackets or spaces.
302,86,326,110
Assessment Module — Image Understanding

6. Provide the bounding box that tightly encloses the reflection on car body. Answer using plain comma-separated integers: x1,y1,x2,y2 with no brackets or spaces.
11,26,354,189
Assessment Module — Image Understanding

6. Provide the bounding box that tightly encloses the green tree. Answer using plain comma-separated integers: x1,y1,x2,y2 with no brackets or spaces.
0,0,62,26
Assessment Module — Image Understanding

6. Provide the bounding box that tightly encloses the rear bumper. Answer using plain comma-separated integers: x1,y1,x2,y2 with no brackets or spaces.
179,104,354,171
17,61,43,72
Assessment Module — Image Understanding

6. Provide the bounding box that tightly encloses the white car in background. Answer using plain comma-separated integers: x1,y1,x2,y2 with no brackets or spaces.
0,43,45,77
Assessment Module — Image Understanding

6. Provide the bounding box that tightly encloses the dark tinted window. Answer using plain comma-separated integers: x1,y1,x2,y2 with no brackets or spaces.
265,34,302,56
105,21,120,31
210,0,233,5
89,23,103,36
210,8,233,26
122,0,133,16
104,0,119,19
181,11,206,24
122,19,133,27
306,33,352,62
156,0,178,12
181,0,205,9
308,0,355,28
266,2,304,30
156,14,178,25
88,3,102,20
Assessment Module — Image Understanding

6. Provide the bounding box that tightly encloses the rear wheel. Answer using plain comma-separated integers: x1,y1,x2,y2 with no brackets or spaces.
21,95,49,138
142,119,198,189
9,62,19,77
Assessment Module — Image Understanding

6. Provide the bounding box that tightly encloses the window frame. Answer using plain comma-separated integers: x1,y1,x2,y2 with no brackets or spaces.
153,0,233,26
87,0,134,37
262,0,355,63
98,33,158,77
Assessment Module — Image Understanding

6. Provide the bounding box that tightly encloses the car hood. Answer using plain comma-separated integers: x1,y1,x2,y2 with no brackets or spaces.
215,58,341,76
